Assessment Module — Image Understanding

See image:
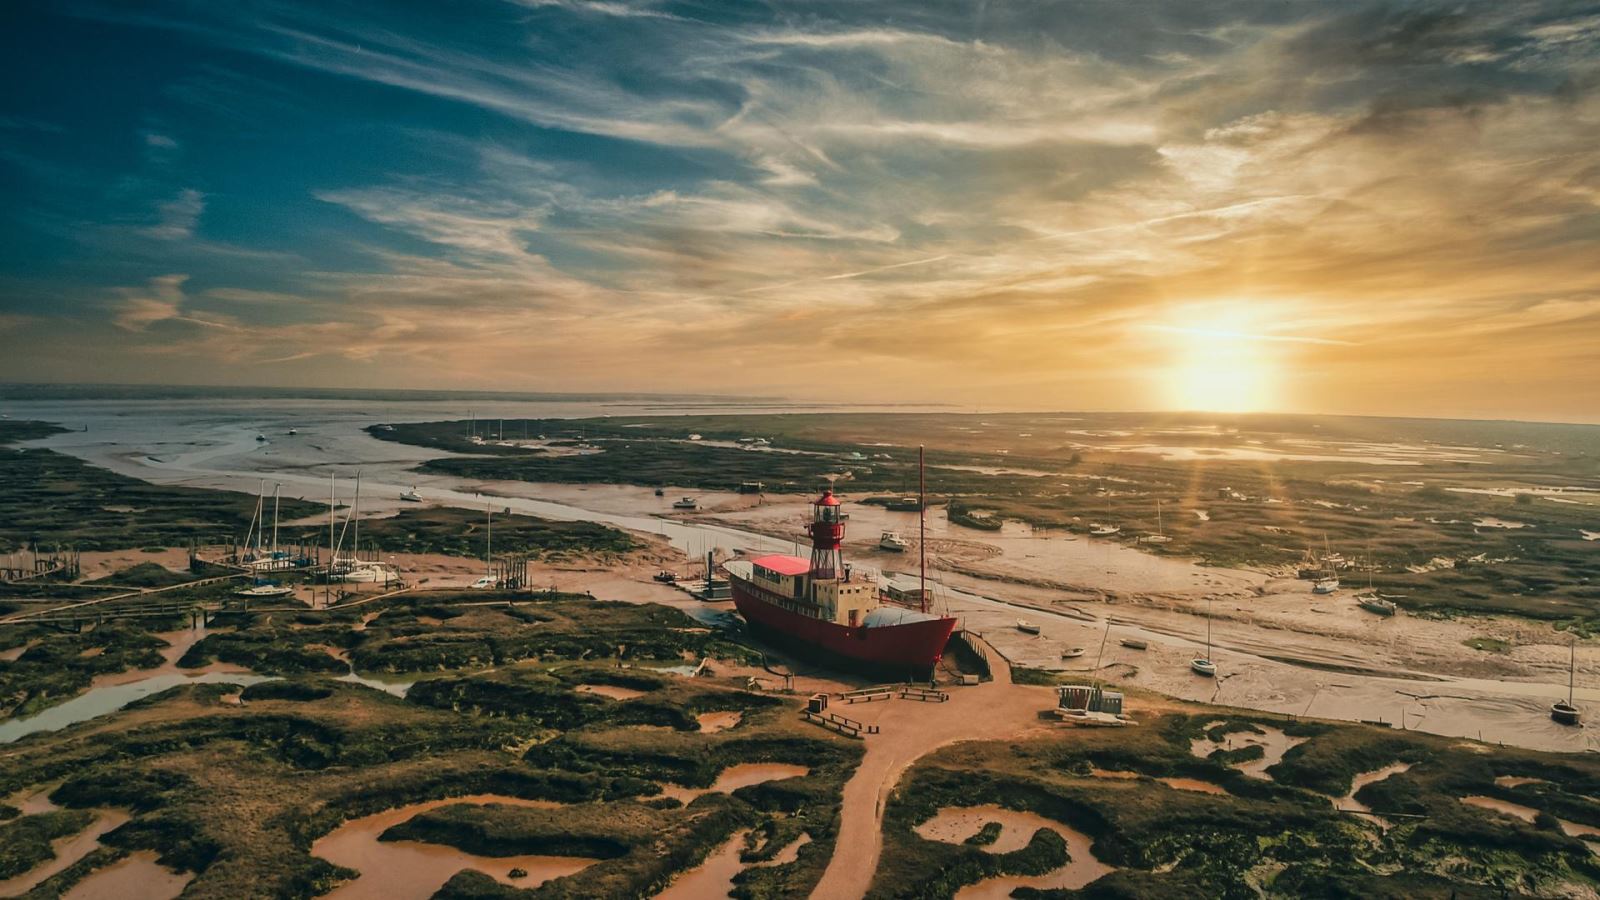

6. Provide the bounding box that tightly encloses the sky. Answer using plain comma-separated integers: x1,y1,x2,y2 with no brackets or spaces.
1,1,1598,421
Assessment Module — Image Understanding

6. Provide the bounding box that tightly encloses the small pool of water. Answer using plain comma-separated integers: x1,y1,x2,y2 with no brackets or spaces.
1157,777,1228,796
0,672,274,744
914,804,1113,896
696,711,742,733
0,810,130,896
61,850,192,900
312,794,593,899
576,684,646,701
659,763,809,804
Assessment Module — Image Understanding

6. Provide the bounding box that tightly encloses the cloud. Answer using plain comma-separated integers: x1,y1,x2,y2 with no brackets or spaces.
140,188,205,240
112,274,189,331
8,0,1595,419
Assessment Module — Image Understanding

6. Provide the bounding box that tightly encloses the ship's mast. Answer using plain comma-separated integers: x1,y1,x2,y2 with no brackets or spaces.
919,444,927,614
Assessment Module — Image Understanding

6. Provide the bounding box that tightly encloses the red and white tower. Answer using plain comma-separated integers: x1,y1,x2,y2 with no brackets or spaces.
807,489,845,583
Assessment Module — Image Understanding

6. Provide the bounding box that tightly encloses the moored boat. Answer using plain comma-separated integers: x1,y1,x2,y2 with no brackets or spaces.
1120,638,1149,650
1357,594,1397,616
399,487,423,502
1089,523,1120,537
1312,577,1340,594
1553,638,1582,726
235,583,293,599
1017,619,1041,635
878,531,909,552
723,480,956,679
1191,596,1217,677
672,496,698,510
1062,646,1086,659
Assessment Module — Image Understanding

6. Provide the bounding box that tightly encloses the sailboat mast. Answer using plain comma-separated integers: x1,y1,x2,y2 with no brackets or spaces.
1206,597,1212,658
328,472,335,561
353,471,361,561
919,444,927,614
271,484,280,556
1571,637,1577,705
486,502,493,577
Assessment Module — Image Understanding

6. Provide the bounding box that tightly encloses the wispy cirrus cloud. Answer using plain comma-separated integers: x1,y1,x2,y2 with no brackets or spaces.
2,0,1597,419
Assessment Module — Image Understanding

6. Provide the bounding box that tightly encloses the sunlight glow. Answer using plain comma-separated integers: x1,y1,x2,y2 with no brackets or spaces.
1156,306,1282,413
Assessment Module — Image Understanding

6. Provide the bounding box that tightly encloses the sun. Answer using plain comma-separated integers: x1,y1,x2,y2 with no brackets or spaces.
1155,308,1281,413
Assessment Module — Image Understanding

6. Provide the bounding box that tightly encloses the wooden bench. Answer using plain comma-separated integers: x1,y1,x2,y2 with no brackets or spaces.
802,709,880,739
837,687,894,704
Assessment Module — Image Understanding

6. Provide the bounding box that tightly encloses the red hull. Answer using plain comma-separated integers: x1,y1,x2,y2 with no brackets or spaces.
730,576,956,676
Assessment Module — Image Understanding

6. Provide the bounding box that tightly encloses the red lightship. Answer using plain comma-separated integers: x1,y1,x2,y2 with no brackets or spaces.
724,486,956,679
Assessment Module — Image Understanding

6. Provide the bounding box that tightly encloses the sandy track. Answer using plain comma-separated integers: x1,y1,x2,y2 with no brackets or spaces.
809,650,1056,899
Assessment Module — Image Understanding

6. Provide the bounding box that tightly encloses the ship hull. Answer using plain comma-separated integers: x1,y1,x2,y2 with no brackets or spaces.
730,576,955,679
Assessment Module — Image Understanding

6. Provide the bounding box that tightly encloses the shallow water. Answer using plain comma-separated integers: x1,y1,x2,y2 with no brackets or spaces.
0,671,273,744
337,671,415,698
696,711,742,733
652,829,811,899
576,684,645,701
61,851,192,900
658,763,809,804
0,810,130,896
1189,725,1306,781
1157,777,1228,796
1336,763,1411,826
312,794,593,899
914,804,1113,895
1462,795,1538,823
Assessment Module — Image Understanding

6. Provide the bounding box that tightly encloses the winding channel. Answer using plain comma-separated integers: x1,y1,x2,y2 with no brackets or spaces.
8,398,1598,753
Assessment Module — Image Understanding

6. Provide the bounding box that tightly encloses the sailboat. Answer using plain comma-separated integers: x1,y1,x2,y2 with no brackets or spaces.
1552,637,1582,725
247,484,295,572
1089,523,1121,537
1354,549,1397,616
1191,597,1217,676
1142,500,1172,544
329,472,397,584
1312,535,1341,593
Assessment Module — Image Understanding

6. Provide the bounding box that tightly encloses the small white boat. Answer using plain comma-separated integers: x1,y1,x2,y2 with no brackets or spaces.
879,531,909,552
399,488,423,502
1061,647,1086,659
331,563,398,584
1313,577,1340,594
1190,657,1217,677
1089,524,1121,537
672,497,698,510
235,584,293,599
1356,594,1396,616
468,575,496,590
255,433,267,442
1017,620,1041,635
287,428,298,435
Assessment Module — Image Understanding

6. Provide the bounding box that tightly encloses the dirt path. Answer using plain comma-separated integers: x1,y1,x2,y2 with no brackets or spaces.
810,649,1055,899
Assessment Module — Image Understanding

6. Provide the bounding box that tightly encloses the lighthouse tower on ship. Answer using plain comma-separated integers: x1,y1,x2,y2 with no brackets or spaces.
723,488,957,679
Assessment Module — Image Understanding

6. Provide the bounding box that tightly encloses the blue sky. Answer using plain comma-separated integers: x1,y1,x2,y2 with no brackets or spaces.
2,1,1598,419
